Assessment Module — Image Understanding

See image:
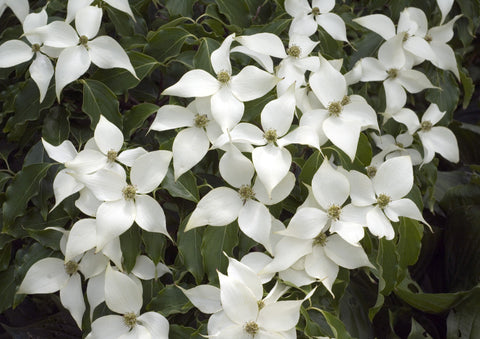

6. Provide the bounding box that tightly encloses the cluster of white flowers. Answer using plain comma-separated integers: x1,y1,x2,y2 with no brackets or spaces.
0,0,136,101
10,0,462,337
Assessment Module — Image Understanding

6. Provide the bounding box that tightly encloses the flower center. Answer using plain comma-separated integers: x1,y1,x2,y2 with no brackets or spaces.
313,232,327,246
403,32,410,42
311,7,320,15
257,300,265,310
328,101,343,117
238,185,255,202
79,35,89,46
387,68,398,79
264,129,278,143
425,34,432,42
244,321,259,335
366,166,377,178
341,95,351,106
421,120,433,132
217,71,231,84
194,114,209,128
395,142,404,148
64,261,78,275
107,149,118,162
31,43,41,53
327,204,342,221
287,45,301,58
377,194,392,209
123,312,137,328
122,185,137,200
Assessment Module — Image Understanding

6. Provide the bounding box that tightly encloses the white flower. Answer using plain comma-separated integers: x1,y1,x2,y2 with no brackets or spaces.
162,34,279,132
76,150,172,249
370,132,423,166
0,9,53,102
414,103,459,164
353,7,436,64
18,228,110,328
436,0,454,24
0,0,28,23
348,156,428,239
149,98,222,180
88,265,169,339
30,6,137,99
182,257,308,338
65,0,135,23
285,0,347,41
305,56,379,161
355,34,435,111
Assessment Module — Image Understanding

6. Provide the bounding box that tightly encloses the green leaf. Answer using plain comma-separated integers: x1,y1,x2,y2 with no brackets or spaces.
369,237,398,320
299,150,323,186
165,0,195,17
459,70,475,109
142,232,167,265
215,0,251,27
319,309,354,339
201,223,239,284
2,163,52,232
0,267,15,313
0,243,11,271
145,27,193,63
147,285,191,316
394,278,477,314
162,170,199,202
194,38,221,74
82,79,122,128
91,51,159,94
408,318,433,339
425,68,459,117
120,225,142,272
443,205,480,291
176,215,204,283
355,133,372,167
446,288,480,338
397,218,423,275
42,107,70,145
123,103,159,138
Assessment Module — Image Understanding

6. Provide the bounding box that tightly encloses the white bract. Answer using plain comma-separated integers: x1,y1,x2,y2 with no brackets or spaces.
285,0,347,41
415,103,459,164
88,265,169,339
182,256,310,338
348,156,427,239
29,6,137,99
65,0,135,23
0,10,53,102
305,56,379,160
353,33,435,111
0,0,28,22
76,150,172,249
162,33,279,132
149,98,222,180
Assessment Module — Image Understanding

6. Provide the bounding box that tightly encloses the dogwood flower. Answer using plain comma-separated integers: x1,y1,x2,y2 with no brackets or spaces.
149,98,222,180
354,34,435,111
348,156,427,239
285,0,348,41
76,150,172,249
182,257,310,338
88,265,169,339
0,9,53,102
162,34,279,132
353,7,436,64
0,0,28,22
29,6,137,99
370,132,422,166
414,103,459,164
18,229,110,328
306,56,378,160
65,0,135,23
